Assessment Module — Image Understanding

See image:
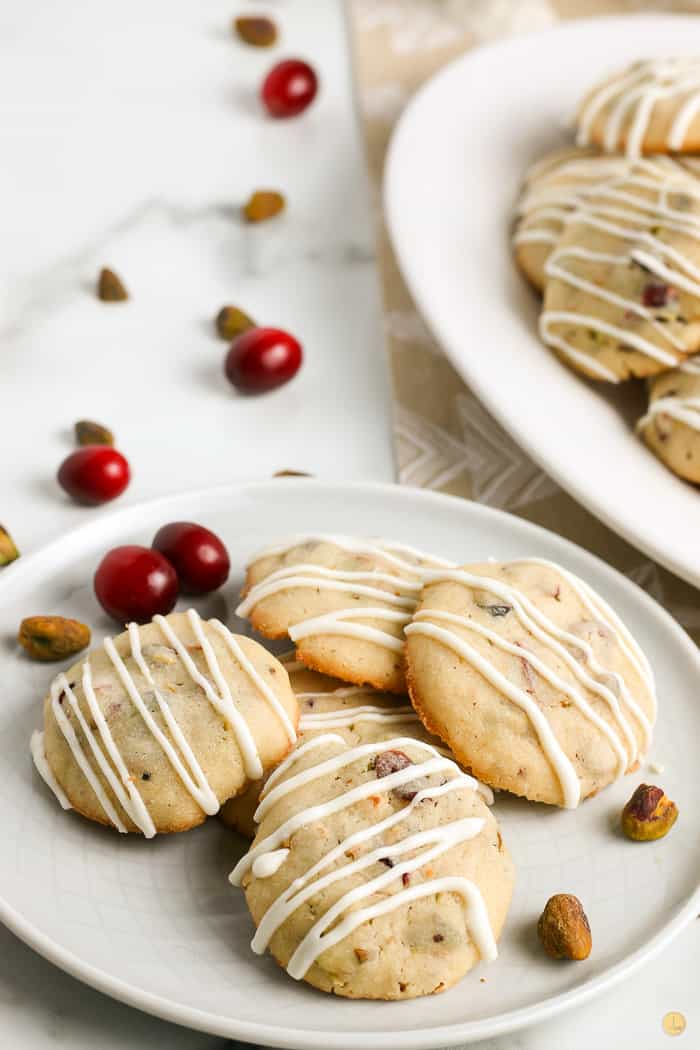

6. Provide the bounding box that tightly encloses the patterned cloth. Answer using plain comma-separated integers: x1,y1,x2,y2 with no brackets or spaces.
349,0,700,644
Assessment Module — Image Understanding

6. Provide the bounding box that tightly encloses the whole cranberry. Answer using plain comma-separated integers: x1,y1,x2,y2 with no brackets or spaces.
152,522,230,595
94,546,178,624
261,59,318,118
58,446,130,505
224,326,302,393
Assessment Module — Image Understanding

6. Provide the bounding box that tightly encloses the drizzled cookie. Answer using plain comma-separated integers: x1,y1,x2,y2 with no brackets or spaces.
577,57,700,158
638,356,700,483
405,559,656,808
541,158,700,381
32,610,299,835
513,146,631,292
236,534,454,694
231,733,513,999
221,656,450,838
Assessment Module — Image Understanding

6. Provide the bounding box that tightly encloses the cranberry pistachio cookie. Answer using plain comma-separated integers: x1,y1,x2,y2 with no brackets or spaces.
236,535,454,694
31,610,299,836
221,657,450,838
541,158,700,381
230,733,512,999
513,146,630,292
405,560,656,808
576,57,700,157
637,357,700,483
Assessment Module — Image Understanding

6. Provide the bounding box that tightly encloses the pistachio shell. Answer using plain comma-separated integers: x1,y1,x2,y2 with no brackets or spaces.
0,525,19,567
97,267,129,302
537,894,592,960
234,16,277,47
75,419,114,446
216,305,255,341
243,190,285,224
621,783,678,841
18,616,91,662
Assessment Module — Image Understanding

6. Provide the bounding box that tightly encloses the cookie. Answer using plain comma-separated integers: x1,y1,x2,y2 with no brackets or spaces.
405,559,656,808
31,610,299,836
236,535,454,694
577,57,700,157
637,356,700,483
513,146,630,292
230,734,513,999
541,158,700,381
220,656,450,838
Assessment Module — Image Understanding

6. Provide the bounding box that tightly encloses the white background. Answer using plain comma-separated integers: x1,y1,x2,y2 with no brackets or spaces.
0,2,696,1048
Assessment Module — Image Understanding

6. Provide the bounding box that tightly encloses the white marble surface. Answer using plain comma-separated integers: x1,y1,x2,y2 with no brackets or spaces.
0,0,394,557
0,1,696,1048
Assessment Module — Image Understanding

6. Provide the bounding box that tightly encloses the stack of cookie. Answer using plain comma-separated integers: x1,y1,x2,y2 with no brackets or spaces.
30,532,658,1000
227,532,656,998
513,57,700,484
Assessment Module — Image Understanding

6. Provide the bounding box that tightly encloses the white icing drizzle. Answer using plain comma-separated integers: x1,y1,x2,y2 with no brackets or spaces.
236,566,418,618
296,684,420,732
231,734,497,976
254,736,457,824
296,686,369,701
509,557,656,716
237,535,455,659
638,393,700,433
289,608,411,653
514,152,633,248
30,731,71,810
210,619,297,745
49,673,129,833
233,735,483,883
411,609,628,777
81,660,158,837
577,58,700,158
33,611,295,834
286,840,491,980
641,356,700,430
106,629,219,816
254,534,455,573
154,611,264,780
253,849,290,878
300,703,419,730
426,566,654,740
407,618,580,808
540,160,700,377
261,732,346,799
248,776,478,953
408,563,654,807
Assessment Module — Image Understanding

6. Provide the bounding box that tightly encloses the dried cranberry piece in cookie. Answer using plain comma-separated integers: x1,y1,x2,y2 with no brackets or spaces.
642,282,675,308
374,749,412,778
393,778,431,802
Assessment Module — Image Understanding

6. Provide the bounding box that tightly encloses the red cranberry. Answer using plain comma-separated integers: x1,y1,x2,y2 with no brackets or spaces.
642,282,674,308
152,522,230,595
261,59,318,118
224,326,302,393
94,546,178,624
57,446,130,505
